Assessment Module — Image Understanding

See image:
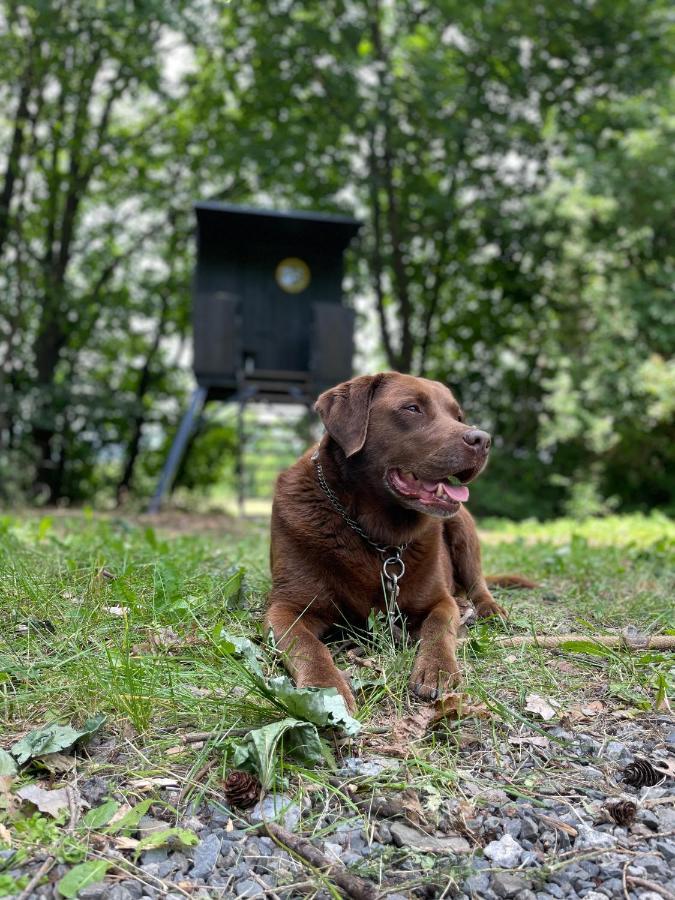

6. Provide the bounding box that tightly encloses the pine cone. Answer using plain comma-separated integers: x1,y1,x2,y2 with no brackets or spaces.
607,799,637,826
622,759,661,789
223,770,261,809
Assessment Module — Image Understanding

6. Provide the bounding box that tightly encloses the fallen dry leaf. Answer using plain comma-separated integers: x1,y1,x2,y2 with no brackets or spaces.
113,835,140,850
564,700,607,724
0,776,17,816
581,700,606,716
16,783,70,818
358,788,426,827
106,802,132,828
373,693,490,757
0,822,12,846
36,752,77,774
524,693,557,721
107,606,129,617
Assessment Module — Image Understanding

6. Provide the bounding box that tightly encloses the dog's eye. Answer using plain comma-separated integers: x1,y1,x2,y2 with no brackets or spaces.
402,404,422,414
457,412,464,422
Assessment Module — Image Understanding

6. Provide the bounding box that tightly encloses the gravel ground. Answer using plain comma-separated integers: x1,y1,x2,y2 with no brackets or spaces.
6,713,674,899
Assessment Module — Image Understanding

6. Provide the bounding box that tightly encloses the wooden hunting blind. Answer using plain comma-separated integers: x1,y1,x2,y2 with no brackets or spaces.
149,201,362,512
192,201,361,400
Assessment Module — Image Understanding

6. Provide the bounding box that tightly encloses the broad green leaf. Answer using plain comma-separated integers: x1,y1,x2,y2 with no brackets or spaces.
57,860,109,898
81,799,120,829
231,717,327,788
218,629,264,677
0,750,17,776
267,676,361,736
105,798,153,834
133,827,198,858
11,715,106,765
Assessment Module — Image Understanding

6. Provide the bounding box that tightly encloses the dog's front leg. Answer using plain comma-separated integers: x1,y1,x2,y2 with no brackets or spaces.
409,595,461,701
265,600,356,712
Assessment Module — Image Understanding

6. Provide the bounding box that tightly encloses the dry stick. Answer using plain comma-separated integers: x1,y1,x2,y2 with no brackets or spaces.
263,821,378,900
17,857,55,900
460,633,675,650
626,876,675,900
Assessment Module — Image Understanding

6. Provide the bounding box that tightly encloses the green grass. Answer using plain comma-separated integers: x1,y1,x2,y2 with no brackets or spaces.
0,511,673,896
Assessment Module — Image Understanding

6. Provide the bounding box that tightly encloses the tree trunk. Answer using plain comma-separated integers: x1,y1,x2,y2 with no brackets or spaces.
0,47,38,258
116,294,170,504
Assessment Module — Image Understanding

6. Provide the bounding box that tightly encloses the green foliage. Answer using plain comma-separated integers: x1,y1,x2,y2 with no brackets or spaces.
56,861,109,899
0,0,672,515
10,716,106,765
231,717,329,788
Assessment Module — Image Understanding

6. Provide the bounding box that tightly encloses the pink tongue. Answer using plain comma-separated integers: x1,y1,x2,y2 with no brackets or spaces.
420,480,470,502
444,483,469,502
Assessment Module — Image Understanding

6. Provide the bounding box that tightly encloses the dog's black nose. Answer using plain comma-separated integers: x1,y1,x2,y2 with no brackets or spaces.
462,428,491,452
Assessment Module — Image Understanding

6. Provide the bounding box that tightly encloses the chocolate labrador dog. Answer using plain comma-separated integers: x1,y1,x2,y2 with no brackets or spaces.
266,372,512,712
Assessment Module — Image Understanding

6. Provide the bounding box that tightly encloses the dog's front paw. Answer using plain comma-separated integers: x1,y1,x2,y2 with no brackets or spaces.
409,652,460,702
474,597,507,619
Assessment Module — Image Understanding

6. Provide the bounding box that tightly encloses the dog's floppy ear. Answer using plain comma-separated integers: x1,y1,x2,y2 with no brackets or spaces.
315,374,386,457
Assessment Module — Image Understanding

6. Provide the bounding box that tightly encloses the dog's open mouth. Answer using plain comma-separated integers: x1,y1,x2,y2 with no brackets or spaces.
386,468,474,516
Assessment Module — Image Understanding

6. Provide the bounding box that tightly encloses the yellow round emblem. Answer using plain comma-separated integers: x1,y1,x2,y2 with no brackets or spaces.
275,257,311,294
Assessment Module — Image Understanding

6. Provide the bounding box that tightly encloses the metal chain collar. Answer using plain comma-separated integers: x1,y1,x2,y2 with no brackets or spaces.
312,449,407,604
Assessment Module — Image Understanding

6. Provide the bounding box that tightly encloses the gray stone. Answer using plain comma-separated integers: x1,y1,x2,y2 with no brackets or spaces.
342,850,361,866
577,895,605,900
483,833,524,867
503,819,521,839
139,847,168,867
491,872,533,898
139,862,160,879
638,809,660,830
323,841,343,861
138,815,170,837
80,775,110,806
579,860,600,877
339,755,400,776
520,816,539,841
464,873,490,896
656,839,675,862
597,879,624,896
249,794,301,831
235,881,261,898
389,821,471,855
542,883,564,899
604,741,630,761
116,883,144,900
634,853,668,875
637,894,665,900
190,833,221,879
107,889,135,900
574,824,617,850
78,886,110,900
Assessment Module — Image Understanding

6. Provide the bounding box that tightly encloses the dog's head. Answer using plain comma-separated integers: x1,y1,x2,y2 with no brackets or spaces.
315,372,490,519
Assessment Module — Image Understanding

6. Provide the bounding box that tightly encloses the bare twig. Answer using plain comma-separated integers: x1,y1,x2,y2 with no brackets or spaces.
180,728,251,744
17,857,55,900
263,821,378,900
460,633,675,650
626,876,675,900
66,783,79,834
177,758,218,807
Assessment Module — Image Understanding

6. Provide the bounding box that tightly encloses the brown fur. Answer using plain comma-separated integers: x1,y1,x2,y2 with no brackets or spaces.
266,372,509,712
